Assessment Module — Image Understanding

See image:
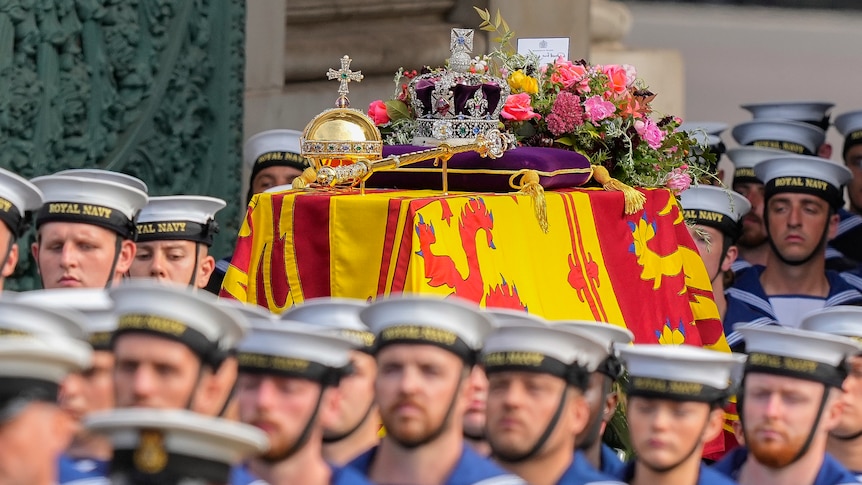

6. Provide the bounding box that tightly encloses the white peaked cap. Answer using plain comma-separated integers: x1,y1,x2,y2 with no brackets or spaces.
281,297,372,349
137,195,226,225
741,101,833,123
0,167,42,233
54,169,149,194
0,299,89,341
243,129,303,167
620,344,738,401
482,323,609,375
800,306,862,342
14,288,114,349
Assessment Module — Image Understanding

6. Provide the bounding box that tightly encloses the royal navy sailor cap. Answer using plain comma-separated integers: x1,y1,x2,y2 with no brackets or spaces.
553,321,632,377
237,321,355,386
737,326,862,387
136,195,226,246
216,299,277,326
481,323,608,389
109,280,247,368
732,119,825,156
32,173,148,240
619,344,739,403
741,101,834,128
0,298,89,341
0,167,42,237
281,297,373,351
14,288,115,350
485,308,548,328
680,185,751,240
800,306,862,343
754,154,851,209
244,129,310,173
360,295,493,364
86,408,268,483
725,146,788,184
54,169,149,194
833,110,862,159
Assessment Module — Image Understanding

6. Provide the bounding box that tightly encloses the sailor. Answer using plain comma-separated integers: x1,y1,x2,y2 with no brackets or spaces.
0,300,92,485
30,170,148,289
739,101,834,158
830,110,862,267
712,325,861,485
281,297,379,466
205,129,311,294
128,195,226,288
799,306,862,480
481,320,624,484
555,321,633,476
616,345,740,485
85,407,268,485
108,280,245,417
15,289,118,484
349,295,526,484
235,319,373,484
724,154,862,333
0,167,42,291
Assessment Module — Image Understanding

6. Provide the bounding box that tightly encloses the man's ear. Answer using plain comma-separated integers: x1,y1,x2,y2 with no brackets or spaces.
567,391,591,437
196,252,216,289
828,211,840,240
1,243,18,278
721,245,739,272
319,385,343,429
818,143,833,160
703,406,726,443
114,239,137,274
822,388,846,433
192,357,238,416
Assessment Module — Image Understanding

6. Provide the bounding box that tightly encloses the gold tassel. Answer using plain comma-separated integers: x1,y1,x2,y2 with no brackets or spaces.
592,165,646,215
511,170,549,233
290,167,318,189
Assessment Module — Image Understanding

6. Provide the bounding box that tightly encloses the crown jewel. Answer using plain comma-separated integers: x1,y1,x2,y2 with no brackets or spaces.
408,29,510,146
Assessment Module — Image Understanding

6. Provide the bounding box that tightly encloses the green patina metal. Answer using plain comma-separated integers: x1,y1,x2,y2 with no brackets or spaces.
0,0,246,290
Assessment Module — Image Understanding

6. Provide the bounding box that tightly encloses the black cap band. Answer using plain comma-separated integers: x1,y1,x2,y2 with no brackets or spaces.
374,325,477,365
89,331,114,351
136,220,219,246
751,140,813,155
112,314,225,369
0,197,24,237
37,202,136,240
626,376,728,403
733,167,761,186
483,351,589,390
683,209,742,241
764,176,844,210
745,352,847,388
340,329,375,354
112,444,231,483
843,130,862,160
237,352,344,387
250,151,311,183
0,377,59,422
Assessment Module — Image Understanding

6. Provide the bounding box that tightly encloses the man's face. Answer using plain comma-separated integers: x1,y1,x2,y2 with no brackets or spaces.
0,402,72,485
734,181,768,248
575,372,612,449
845,145,862,213
687,224,726,282
59,351,115,426
485,371,586,459
833,355,862,439
237,374,332,461
463,365,488,440
251,166,304,195
743,373,837,468
324,350,377,441
627,397,715,471
0,223,17,291
130,240,214,288
765,193,835,263
375,344,468,447
113,334,205,409
33,222,134,289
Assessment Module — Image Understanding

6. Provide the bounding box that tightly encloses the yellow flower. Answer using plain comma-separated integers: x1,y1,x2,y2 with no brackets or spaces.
508,70,539,95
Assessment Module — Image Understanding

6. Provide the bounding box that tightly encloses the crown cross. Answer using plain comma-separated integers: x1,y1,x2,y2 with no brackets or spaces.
327,55,364,107
448,29,474,73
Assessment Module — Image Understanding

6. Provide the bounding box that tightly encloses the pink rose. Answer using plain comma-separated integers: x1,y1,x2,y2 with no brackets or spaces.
634,118,665,149
501,93,541,121
583,95,615,122
550,57,589,92
368,100,390,125
602,65,629,97
665,167,692,193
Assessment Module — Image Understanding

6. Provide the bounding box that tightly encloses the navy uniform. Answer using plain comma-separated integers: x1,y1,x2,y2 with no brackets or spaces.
556,321,633,477
236,317,375,485
0,167,43,290
206,129,311,295
615,345,740,485
712,326,861,485
480,321,624,485
85,408,268,485
15,289,117,485
724,155,862,349
349,296,526,485
133,195,226,287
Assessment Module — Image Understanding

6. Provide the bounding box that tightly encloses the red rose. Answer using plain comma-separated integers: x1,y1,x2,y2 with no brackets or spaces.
368,100,390,125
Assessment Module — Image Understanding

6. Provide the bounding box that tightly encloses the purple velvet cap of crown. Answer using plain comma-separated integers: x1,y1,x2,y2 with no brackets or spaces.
413,75,504,120
364,145,592,192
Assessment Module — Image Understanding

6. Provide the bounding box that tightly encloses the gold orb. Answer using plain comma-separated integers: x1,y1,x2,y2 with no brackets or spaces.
300,108,383,168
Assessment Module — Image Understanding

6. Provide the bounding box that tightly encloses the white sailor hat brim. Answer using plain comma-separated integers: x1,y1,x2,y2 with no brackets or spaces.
85,407,268,480
741,101,834,125
619,344,739,402
281,297,372,350
754,154,851,208
0,299,89,341
360,295,494,363
0,167,42,235
13,289,114,349
109,280,247,366
552,320,632,377
680,185,751,237
54,169,149,194
800,306,862,342
244,129,304,168
732,119,825,156
136,195,226,245
485,308,548,328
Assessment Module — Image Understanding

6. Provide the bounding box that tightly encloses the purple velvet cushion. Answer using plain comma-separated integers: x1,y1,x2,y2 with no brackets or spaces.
365,145,592,192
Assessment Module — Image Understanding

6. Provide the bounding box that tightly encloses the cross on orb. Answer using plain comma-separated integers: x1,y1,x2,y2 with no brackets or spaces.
327,55,364,104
